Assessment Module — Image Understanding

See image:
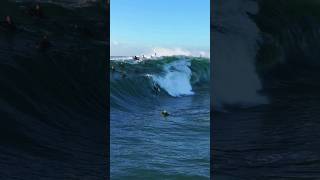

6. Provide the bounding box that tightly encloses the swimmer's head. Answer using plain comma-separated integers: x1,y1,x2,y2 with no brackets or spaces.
5,16,12,24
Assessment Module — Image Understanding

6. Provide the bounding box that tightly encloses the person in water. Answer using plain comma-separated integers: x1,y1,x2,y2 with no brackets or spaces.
28,4,44,18
161,110,170,117
111,65,116,72
133,56,139,60
119,62,125,70
152,84,161,94
1,16,16,32
37,35,51,51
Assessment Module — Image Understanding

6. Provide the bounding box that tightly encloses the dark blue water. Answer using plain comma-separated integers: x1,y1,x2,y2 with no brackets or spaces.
0,0,108,179
213,0,320,179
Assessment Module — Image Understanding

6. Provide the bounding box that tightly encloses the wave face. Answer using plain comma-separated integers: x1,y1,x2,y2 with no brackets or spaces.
110,56,210,109
0,0,107,179
213,0,320,179
212,0,267,108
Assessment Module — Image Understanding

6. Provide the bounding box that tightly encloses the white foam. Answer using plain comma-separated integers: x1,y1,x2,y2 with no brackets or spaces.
110,56,133,61
144,47,210,58
151,60,194,97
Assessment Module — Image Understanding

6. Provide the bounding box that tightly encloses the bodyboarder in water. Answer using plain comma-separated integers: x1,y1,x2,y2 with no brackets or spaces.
161,110,170,118
152,83,161,94
0,16,16,32
133,56,139,60
111,65,116,72
27,4,44,18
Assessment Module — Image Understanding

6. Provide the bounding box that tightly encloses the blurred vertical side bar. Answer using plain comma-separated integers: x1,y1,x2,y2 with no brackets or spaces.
210,0,214,179
106,0,110,178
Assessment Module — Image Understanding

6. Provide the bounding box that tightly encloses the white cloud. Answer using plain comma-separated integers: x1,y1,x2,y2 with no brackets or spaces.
145,47,210,58
110,41,210,58
152,47,191,56
198,51,210,58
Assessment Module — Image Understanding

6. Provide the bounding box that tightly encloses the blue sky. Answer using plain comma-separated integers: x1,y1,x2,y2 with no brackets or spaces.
111,0,210,56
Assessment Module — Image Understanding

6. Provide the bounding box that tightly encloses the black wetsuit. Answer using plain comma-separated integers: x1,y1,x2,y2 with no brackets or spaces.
152,84,160,94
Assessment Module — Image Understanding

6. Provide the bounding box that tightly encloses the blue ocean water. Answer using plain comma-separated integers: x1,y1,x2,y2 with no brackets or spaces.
110,56,210,179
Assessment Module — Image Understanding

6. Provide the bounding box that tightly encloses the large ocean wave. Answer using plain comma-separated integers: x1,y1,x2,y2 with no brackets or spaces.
212,0,268,108
110,56,210,110
213,0,320,109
